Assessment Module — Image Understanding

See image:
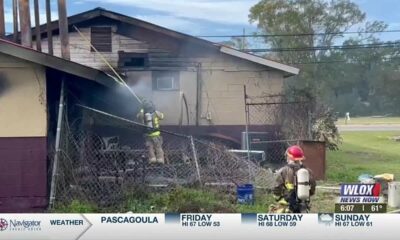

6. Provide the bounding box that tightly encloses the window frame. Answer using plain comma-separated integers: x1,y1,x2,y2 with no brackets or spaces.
152,71,180,91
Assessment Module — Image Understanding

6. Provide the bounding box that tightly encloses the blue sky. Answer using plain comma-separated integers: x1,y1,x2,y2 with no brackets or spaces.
3,0,400,43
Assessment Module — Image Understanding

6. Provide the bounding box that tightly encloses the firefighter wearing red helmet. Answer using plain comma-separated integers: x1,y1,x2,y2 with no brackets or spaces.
270,145,316,213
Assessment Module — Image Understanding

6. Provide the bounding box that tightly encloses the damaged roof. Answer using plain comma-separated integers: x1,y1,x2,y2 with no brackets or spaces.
9,7,299,77
0,38,119,88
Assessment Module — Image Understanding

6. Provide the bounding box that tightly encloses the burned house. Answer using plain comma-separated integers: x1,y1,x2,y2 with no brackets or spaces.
0,38,137,212
16,7,299,147
0,5,327,212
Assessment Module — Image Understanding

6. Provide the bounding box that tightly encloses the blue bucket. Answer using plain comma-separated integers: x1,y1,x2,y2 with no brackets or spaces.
237,184,254,205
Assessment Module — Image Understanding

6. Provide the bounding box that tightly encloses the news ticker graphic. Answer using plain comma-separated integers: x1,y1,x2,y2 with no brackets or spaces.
335,183,387,213
0,213,400,240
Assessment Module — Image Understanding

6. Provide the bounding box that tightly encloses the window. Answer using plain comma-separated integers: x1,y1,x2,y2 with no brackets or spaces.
152,72,180,91
156,77,175,90
90,27,112,52
118,52,148,68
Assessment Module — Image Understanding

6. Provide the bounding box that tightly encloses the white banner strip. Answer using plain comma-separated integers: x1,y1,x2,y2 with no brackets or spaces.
0,213,399,240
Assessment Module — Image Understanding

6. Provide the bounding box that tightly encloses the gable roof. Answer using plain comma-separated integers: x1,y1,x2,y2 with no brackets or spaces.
0,39,117,88
0,38,119,88
10,7,299,77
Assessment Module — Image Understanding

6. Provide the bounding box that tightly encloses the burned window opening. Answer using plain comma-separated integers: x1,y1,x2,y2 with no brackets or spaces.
118,52,149,68
90,27,112,52
118,51,149,68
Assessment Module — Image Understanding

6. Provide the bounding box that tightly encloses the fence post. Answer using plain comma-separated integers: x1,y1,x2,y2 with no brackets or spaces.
307,109,313,140
243,85,252,183
49,79,65,209
189,136,202,185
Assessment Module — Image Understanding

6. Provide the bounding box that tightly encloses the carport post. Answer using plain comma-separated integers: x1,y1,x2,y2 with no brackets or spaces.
49,79,65,209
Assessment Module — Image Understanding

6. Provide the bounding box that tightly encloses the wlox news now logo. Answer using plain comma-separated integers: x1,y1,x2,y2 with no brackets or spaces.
338,183,382,203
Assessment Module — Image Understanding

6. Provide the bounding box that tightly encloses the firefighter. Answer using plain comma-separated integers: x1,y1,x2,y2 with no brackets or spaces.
137,101,165,164
270,145,316,213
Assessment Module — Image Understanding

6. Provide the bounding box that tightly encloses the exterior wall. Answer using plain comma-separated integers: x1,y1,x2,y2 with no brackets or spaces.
0,53,47,137
0,137,47,212
34,26,146,71
35,24,284,127
125,55,284,126
0,53,48,212
197,54,284,126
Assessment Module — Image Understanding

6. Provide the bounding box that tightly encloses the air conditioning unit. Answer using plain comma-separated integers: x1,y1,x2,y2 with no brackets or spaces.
227,149,266,166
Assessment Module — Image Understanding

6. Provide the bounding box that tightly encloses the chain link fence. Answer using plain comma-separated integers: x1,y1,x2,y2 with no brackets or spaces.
48,105,275,209
245,93,314,169
246,94,312,140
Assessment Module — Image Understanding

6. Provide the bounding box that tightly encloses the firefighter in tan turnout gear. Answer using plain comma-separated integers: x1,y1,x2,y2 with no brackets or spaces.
270,145,316,213
137,101,165,164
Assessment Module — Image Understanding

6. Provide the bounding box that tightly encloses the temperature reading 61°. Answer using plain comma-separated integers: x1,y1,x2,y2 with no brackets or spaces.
367,203,386,213
371,205,382,212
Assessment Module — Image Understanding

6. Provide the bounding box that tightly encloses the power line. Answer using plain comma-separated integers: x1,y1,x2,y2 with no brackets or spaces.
243,42,400,52
281,56,400,65
197,29,400,38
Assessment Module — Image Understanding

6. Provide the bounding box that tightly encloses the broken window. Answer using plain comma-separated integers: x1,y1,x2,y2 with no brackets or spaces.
118,52,148,68
90,27,112,52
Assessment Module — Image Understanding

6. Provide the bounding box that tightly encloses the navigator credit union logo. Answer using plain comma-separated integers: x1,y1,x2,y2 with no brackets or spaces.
0,218,41,232
0,218,8,231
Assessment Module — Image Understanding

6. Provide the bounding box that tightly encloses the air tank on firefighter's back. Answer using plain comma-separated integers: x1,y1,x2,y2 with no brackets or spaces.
296,168,310,201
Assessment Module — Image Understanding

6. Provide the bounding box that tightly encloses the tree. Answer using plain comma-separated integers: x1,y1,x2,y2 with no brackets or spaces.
248,0,399,147
249,0,400,116
249,0,366,90
250,0,365,57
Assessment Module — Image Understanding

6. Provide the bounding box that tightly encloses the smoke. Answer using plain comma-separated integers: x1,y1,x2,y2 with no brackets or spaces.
125,71,153,103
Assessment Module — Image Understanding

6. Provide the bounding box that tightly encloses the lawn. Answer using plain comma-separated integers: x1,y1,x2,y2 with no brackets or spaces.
336,117,400,125
327,131,400,183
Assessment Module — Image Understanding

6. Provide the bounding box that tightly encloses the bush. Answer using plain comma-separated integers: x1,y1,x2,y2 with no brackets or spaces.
312,106,342,150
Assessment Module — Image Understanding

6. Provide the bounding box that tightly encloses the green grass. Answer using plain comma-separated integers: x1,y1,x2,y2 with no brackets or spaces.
53,187,335,213
311,189,337,213
327,131,400,183
53,200,98,213
337,117,400,125
53,187,277,213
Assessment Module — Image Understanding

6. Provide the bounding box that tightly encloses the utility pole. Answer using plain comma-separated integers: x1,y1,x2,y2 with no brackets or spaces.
58,0,70,59
12,0,18,42
0,0,5,38
242,28,245,50
18,0,32,47
34,0,41,51
46,0,53,55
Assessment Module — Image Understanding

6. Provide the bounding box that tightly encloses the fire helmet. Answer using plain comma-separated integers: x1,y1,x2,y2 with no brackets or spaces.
285,145,305,161
142,100,155,113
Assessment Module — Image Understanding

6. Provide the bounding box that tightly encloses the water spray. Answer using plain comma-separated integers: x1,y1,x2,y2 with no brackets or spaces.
72,25,142,104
